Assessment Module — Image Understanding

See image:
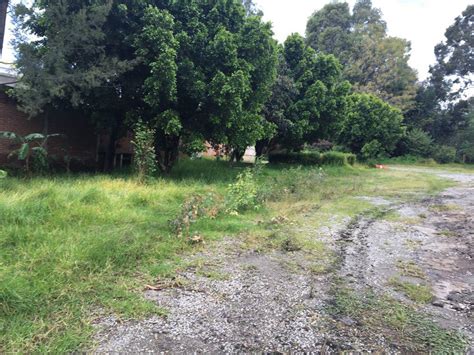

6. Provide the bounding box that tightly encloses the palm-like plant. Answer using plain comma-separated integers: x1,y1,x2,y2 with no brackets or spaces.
0,131,63,174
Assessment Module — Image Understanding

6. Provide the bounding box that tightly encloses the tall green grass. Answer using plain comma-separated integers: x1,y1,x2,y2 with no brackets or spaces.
0,158,455,352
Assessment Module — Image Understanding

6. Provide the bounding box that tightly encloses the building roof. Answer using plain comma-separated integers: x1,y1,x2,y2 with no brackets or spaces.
0,68,17,87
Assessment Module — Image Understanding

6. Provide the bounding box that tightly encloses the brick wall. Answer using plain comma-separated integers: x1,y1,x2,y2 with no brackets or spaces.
0,91,43,164
0,90,99,167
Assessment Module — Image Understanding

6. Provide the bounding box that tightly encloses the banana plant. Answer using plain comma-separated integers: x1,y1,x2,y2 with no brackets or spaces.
0,131,63,174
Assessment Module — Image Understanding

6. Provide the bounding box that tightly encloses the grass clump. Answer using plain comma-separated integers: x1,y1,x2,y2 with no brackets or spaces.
396,260,426,279
389,277,433,303
329,285,468,353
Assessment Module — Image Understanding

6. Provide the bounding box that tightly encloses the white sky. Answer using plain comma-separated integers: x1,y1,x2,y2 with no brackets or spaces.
1,0,472,80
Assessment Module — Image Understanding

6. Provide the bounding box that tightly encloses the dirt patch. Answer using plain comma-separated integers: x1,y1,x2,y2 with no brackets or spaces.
95,248,334,352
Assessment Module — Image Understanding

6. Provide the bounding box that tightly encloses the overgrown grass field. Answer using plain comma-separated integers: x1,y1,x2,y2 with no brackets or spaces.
0,159,458,351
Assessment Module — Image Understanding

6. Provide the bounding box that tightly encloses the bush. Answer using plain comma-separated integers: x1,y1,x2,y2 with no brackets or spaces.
268,151,356,166
361,140,385,160
225,168,262,212
322,151,354,166
404,128,433,157
433,145,456,164
339,93,404,156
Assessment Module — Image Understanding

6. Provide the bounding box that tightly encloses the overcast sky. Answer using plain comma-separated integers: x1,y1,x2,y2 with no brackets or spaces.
1,0,472,80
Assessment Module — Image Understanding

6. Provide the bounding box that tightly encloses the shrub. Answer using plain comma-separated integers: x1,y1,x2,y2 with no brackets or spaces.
361,140,385,160
404,128,433,157
346,154,356,166
169,193,219,237
268,151,356,166
433,145,456,164
339,93,404,156
322,151,352,166
131,120,156,182
226,168,262,212
0,131,63,174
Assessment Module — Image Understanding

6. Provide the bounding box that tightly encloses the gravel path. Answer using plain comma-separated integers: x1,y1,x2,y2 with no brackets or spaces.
94,168,474,353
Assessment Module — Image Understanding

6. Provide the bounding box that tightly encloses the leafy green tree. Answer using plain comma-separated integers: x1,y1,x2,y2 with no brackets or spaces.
403,128,434,158
306,0,418,113
429,5,473,100
338,93,404,156
305,2,352,66
12,0,135,170
14,0,278,171
407,6,473,155
133,1,278,170
12,0,122,117
257,48,298,155
456,102,474,162
270,34,350,151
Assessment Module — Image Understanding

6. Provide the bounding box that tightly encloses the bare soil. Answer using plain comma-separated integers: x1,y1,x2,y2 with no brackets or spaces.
94,168,473,353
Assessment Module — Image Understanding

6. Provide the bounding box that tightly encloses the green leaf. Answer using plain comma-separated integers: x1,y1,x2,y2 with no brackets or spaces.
24,133,46,142
18,143,30,160
0,170,7,179
0,131,19,141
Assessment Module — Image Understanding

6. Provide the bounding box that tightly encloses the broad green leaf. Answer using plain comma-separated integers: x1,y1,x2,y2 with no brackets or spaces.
18,143,30,160
0,131,19,140
24,133,46,142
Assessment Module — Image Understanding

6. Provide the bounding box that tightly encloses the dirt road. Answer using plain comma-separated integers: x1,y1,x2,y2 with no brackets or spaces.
95,168,473,353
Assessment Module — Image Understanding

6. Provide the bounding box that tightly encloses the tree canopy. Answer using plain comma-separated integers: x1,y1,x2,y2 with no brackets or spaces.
338,93,404,157
260,34,350,152
306,0,417,113
429,5,473,101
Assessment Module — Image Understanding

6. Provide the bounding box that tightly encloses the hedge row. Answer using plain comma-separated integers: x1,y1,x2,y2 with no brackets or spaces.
268,151,356,166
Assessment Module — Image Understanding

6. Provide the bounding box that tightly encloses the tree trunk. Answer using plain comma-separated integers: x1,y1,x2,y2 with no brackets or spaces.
156,135,180,173
255,140,267,157
103,126,118,172
230,148,245,163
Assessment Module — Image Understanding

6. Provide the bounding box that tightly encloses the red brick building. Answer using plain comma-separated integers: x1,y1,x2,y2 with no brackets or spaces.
0,72,134,169
0,3,134,170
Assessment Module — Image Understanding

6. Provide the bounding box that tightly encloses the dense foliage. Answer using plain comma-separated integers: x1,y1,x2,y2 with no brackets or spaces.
9,0,472,168
259,34,351,152
13,0,277,172
268,151,356,166
338,93,404,158
131,120,157,182
306,0,417,113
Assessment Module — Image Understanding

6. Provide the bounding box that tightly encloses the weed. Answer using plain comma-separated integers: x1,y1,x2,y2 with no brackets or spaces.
328,285,468,353
389,277,433,303
396,260,426,279
429,204,460,213
280,236,303,252
404,239,422,250
169,193,220,238
225,168,262,212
